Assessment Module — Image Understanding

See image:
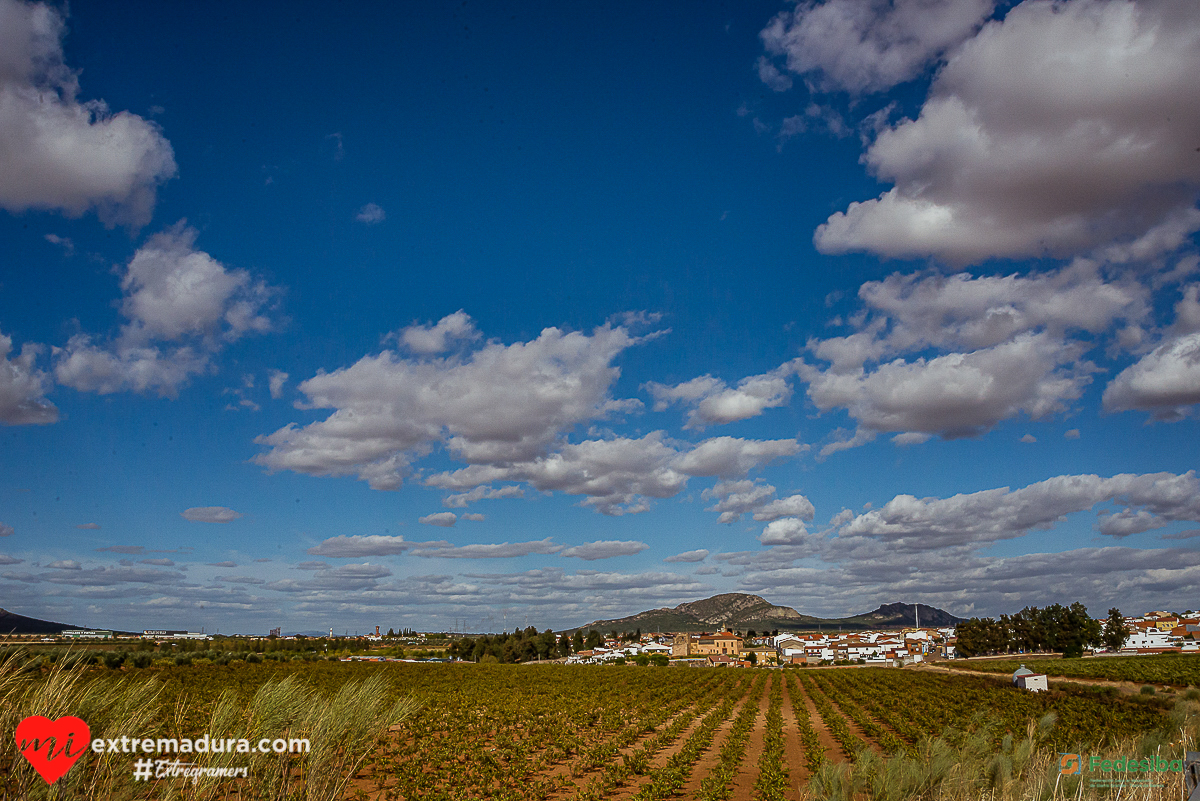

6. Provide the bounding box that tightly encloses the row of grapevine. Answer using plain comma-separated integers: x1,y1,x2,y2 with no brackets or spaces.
809,670,912,756
697,673,769,801
751,673,790,801
955,654,1200,686
784,672,826,775
797,671,866,761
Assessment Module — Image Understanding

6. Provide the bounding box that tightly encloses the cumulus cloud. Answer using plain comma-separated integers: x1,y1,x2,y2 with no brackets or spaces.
254,318,648,491
0,332,56,425
0,0,176,227
759,517,811,545
0,523,12,537
396,311,479,355
412,538,564,559
645,359,801,428
835,471,1200,550
760,0,994,94
801,263,1146,449
214,575,265,585
181,506,242,524
306,535,414,558
1103,333,1200,421
355,203,385,224
419,512,457,527
268,370,288,399
46,559,81,570
0,554,21,565
461,513,485,522
664,549,709,563
442,485,524,508
206,561,237,568
560,540,649,561
813,0,1200,264
140,558,175,567
673,436,803,479
54,225,277,396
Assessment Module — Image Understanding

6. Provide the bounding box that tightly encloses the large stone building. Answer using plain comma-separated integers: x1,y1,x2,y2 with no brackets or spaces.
671,630,743,658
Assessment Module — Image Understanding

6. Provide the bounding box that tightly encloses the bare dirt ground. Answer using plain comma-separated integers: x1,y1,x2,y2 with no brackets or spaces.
911,663,1181,697
779,677,811,796
790,676,847,763
728,679,772,801
678,685,759,798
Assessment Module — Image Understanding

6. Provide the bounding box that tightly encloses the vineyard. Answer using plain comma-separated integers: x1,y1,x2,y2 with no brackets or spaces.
953,653,1200,686
4,658,1195,800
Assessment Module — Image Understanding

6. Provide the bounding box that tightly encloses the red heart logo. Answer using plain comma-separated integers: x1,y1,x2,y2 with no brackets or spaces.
15,715,91,784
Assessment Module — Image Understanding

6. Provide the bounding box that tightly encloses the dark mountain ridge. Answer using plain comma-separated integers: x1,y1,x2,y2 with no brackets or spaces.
572,594,962,634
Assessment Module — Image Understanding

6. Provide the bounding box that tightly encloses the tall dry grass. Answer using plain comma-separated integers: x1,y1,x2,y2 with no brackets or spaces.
802,701,1200,801
0,649,417,801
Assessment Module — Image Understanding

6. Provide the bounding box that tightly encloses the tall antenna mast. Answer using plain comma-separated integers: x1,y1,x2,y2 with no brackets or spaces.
915,604,919,629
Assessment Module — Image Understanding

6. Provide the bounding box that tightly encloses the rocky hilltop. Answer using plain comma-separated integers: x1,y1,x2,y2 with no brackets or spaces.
571,593,962,633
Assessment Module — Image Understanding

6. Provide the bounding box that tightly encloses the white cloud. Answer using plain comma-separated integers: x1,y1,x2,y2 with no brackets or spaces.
703,479,778,524
254,318,648,491
46,560,82,570
673,436,803,478
760,0,994,94
1020,434,1037,443
664,549,709,563
397,311,479,355
461,512,484,521
0,331,56,424
54,225,277,396
836,471,1200,550
442,484,524,508
419,512,457,527
412,539,563,559
268,369,288,399
306,535,416,558
759,517,811,545
0,554,21,565
755,56,793,92
355,203,385,224
645,360,800,428
1103,333,1200,421
753,494,816,522
140,558,175,567
0,0,176,227
0,522,13,537
560,540,649,561
181,506,242,524
813,0,1200,263
214,575,265,585
1064,429,1081,439
799,263,1151,448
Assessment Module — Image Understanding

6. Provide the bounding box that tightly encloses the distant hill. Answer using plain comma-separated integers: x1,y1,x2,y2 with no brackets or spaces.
0,607,82,635
571,594,962,634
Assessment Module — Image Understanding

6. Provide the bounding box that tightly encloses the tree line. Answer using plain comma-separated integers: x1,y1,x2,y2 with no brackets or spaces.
445,626,643,663
955,604,1129,658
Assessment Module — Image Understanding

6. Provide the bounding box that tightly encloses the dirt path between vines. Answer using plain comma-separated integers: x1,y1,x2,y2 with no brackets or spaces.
678,683,758,799
791,676,845,765
910,663,1181,696
538,700,708,801
779,677,810,797
729,678,772,801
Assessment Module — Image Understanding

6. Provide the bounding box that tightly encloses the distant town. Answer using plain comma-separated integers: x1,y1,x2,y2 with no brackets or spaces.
6,608,1197,668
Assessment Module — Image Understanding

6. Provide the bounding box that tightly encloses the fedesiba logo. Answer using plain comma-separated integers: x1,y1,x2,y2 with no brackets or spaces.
1060,752,1182,776
1059,753,1082,775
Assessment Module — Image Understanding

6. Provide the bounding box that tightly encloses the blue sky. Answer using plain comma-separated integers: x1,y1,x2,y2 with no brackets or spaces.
2,0,1199,634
